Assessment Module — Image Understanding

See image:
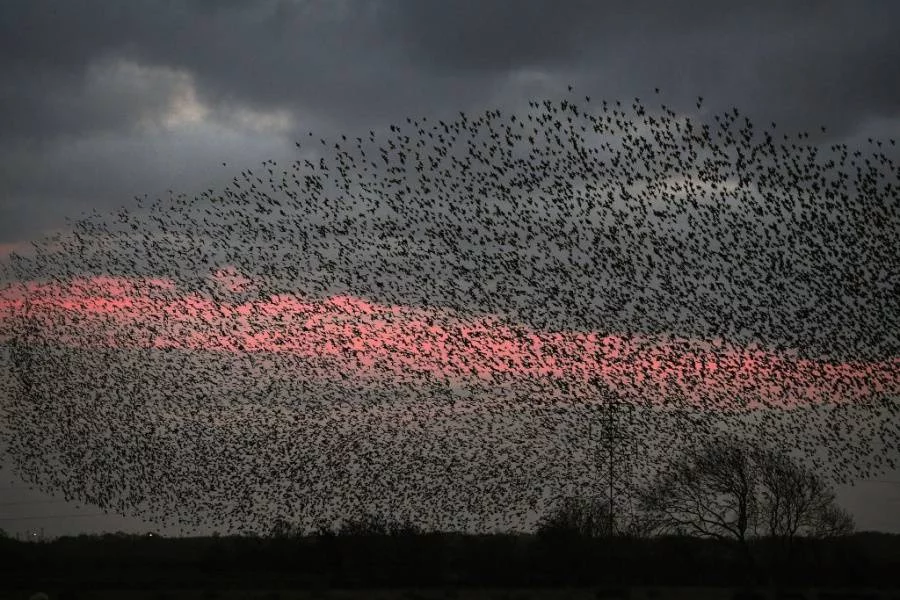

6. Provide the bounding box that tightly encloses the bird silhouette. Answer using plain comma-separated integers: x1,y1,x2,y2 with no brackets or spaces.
0,85,897,536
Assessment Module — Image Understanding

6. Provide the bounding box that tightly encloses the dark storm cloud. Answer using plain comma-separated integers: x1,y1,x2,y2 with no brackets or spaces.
0,0,898,247
3,1,898,144
380,0,900,135
0,0,423,146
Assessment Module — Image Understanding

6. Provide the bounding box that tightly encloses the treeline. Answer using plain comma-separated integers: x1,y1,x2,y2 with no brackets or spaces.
1,530,898,590
3,437,896,591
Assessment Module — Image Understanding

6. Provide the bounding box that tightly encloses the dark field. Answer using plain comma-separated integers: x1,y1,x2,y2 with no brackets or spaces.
3,586,900,600
3,532,900,600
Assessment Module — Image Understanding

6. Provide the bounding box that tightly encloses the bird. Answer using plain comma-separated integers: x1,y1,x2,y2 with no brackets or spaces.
0,84,897,537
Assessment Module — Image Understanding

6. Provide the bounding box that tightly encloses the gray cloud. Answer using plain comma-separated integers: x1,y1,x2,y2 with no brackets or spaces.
3,1,899,142
379,1,900,130
2,1,900,538
1,1,898,246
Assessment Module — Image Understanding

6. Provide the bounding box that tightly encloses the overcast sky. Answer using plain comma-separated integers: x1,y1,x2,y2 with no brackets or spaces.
2,0,898,250
1,1,899,539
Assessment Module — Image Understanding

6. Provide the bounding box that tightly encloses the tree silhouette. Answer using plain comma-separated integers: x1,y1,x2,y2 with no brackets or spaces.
639,438,760,541
536,494,614,538
267,516,298,539
753,443,855,541
636,437,854,583
536,493,654,539
335,511,422,536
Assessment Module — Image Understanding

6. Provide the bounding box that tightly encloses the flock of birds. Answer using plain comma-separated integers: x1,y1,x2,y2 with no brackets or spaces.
0,85,898,535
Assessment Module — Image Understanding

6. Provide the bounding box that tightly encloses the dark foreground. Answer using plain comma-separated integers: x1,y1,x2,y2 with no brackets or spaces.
2,532,899,596
2,587,900,600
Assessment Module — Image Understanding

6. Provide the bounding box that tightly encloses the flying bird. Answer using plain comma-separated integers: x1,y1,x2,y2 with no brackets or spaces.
1,85,898,537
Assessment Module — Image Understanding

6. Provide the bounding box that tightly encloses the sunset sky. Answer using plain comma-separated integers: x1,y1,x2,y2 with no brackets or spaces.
1,0,899,538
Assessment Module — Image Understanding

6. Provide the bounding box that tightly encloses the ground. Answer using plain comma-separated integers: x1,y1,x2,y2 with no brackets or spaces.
3,587,900,600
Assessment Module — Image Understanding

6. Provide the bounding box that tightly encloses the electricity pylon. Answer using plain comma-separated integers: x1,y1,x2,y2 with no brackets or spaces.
588,377,640,536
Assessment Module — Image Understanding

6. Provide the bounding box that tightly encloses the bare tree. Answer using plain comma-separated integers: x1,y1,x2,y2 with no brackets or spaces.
268,515,298,539
636,437,855,582
749,445,854,576
537,495,614,538
752,445,855,541
637,437,760,544
337,511,421,536
809,503,855,538
537,493,655,538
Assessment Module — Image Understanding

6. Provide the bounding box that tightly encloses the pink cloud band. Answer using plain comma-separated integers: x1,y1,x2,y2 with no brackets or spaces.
2,274,897,410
